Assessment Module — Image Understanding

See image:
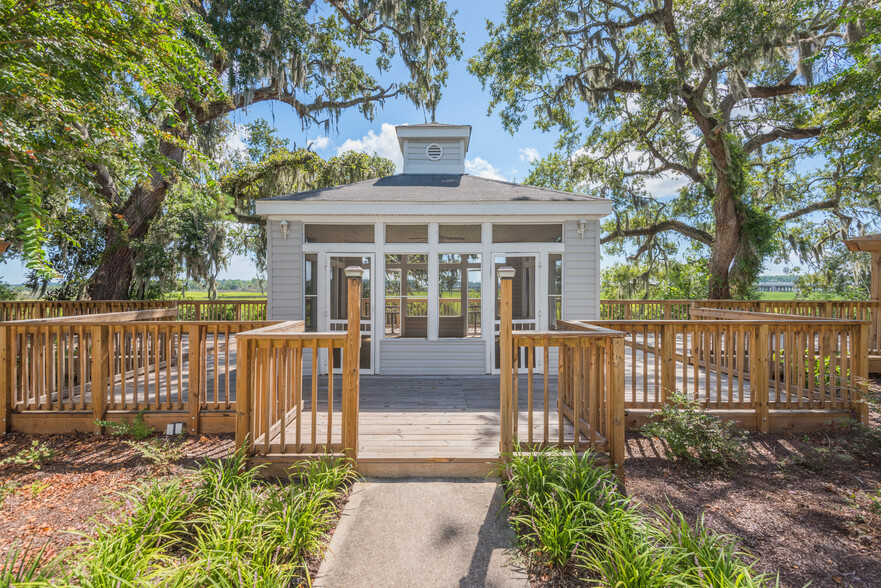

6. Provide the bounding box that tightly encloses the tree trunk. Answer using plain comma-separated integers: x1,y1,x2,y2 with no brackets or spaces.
707,171,743,299
88,139,183,300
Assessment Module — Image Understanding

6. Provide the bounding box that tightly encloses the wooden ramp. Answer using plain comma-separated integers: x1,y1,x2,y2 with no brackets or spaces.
255,375,598,477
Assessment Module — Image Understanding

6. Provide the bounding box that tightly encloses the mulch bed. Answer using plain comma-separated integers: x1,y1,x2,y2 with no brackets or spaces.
0,433,234,560
625,375,881,588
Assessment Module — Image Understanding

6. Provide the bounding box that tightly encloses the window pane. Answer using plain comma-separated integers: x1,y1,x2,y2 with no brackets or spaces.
548,254,562,329
386,224,428,243
494,256,536,321
384,253,428,339
304,254,317,332
439,253,481,338
439,224,481,243
304,224,374,243
492,224,562,243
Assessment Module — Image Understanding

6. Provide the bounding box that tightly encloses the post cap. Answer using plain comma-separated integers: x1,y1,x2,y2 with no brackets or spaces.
497,266,516,279
345,266,364,278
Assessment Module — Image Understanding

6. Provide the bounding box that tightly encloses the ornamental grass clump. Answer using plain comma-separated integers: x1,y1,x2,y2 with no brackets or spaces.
643,392,747,467
502,446,777,586
12,449,356,587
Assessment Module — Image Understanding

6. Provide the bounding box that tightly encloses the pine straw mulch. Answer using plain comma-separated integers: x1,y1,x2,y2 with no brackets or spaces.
624,375,881,588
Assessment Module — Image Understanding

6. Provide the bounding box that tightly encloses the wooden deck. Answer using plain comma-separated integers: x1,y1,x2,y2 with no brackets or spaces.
262,375,595,461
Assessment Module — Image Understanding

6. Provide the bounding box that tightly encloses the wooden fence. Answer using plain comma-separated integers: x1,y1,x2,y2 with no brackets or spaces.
600,299,881,354
561,314,869,433
4,299,877,354
235,270,363,460
499,271,626,478
0,310,277,434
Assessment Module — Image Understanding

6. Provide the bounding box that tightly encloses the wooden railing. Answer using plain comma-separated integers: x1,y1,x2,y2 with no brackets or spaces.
499,270,626,479
0,299,269,322
600,299,881,354
0,310,277,435
561,316,870,432
236,269,363,460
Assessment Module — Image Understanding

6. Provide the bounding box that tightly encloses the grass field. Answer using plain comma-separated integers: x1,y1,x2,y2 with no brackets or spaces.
176,291,267,300
758,291,797,300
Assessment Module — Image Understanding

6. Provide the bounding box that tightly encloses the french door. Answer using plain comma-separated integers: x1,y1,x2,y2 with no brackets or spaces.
492,254,542,374
324,254,374,374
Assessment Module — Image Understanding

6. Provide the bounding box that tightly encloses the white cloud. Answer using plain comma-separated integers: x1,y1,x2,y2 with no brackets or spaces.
337,123,403,172
519,147,540,164
309,136,331,150
643,173,690,198
223,124,249,160
465,157,507,181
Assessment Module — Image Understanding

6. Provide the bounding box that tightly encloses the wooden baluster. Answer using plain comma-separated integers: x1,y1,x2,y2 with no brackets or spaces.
92,325,108,434
188,325,202,435
753,324,770,434
0,326,10,434
235,337,251,453
527,343,534,446
543,340,549,445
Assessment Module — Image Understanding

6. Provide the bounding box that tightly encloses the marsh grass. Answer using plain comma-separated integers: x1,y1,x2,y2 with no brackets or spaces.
502,446,778,586
8,450,356,587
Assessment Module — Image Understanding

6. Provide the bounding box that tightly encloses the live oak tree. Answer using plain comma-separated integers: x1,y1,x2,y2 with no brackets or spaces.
470,0,878,298
0,0,223,279
3,0,461,299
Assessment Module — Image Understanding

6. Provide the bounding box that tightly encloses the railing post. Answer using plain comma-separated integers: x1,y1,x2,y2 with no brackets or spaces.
188,325,202,435
0,326,10,435
499,266,515,457
856,323,870,425
91,325,108,434
660,323,675,402
753,324,770,433
235,337,252,452
610,336,626,483
343,267,363,461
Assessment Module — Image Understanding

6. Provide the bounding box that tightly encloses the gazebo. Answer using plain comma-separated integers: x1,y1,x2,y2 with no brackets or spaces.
256,123,613,375
844,233,881,372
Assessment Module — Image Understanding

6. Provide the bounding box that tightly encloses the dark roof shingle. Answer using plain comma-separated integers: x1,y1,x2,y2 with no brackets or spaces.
260,174,605,204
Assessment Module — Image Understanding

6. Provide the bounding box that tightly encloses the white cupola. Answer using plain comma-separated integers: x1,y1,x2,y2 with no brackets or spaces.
395,123,471,174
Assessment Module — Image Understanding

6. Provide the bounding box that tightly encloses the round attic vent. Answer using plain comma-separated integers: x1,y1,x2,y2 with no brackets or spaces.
425,143,443,161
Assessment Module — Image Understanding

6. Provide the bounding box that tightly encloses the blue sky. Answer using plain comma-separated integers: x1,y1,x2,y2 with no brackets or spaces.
0,1,783,285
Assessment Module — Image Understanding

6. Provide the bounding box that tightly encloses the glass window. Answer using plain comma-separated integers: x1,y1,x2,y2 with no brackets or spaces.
492,223,562,243
548,254,562,329
305,224,374,243
384,254,428,338
438,254,481,338
439,224,481,243
385,224,428,243
304,254,318,332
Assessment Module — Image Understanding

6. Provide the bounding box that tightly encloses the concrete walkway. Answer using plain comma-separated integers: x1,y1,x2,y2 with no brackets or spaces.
315,479,529,588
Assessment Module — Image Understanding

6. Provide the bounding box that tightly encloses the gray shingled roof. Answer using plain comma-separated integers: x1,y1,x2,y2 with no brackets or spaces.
260,174,606,203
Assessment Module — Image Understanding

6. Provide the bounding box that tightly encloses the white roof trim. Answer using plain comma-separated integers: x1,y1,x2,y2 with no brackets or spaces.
256,200,613,218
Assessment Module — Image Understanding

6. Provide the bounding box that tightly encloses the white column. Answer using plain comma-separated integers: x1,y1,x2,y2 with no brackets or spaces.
428,222,439,340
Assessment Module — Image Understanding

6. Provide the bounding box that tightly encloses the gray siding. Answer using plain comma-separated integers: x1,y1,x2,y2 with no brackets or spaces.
562,219,600,321
267,220,303,320
380,340,486,375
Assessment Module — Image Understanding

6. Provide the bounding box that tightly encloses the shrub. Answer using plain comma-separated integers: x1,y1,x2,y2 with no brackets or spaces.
0,440,56,470
643,392,747,467
96,411,154,439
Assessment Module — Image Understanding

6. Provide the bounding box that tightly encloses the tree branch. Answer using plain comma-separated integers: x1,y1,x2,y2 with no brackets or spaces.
743,126,823,154
778,198,839,222
601,219,714,247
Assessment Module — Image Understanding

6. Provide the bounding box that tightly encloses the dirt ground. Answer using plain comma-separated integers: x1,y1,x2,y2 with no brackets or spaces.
0,433,234,560
626,375,881,588
2,380,880,587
